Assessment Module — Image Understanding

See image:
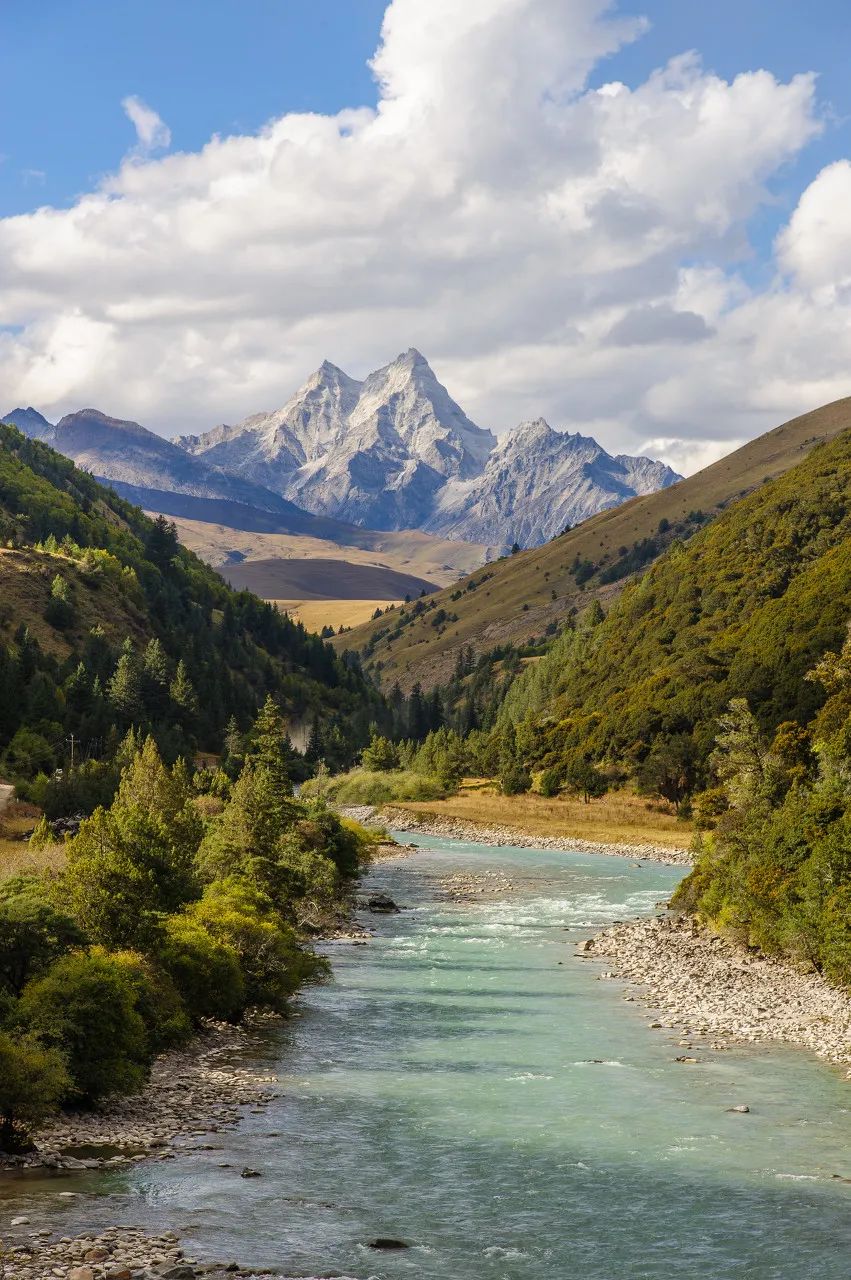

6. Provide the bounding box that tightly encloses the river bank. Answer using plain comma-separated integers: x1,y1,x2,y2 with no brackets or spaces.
2,1222,263,1280
585,916,851,1076
341,803,693,865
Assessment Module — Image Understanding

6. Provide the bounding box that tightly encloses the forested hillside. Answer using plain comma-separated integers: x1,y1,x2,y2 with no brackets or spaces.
0,424,381,811
338,395,851,690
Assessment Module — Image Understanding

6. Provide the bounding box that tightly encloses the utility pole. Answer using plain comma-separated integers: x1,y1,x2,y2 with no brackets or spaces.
67,733,76,773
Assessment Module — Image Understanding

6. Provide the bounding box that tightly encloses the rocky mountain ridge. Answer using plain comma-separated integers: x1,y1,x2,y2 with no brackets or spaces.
179,350,679,548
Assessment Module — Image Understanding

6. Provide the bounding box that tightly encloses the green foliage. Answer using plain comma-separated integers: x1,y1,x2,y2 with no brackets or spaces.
361,734,401,771
18,950,152,1102
499,762,532,796
537,767,562,798
0,1032,71,1153
157,914,245,1023
304,767,448,806
0,877,84,997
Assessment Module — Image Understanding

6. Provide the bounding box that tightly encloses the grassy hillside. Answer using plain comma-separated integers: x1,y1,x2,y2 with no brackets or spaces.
0,424,382,801
337,396,851,690
500,424,851,773
168,514,491,587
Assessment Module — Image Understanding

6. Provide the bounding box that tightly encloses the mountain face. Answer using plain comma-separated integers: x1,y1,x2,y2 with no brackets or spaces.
2,406,315,519
180,349,497,530
180,351,678,547
425,418,680,547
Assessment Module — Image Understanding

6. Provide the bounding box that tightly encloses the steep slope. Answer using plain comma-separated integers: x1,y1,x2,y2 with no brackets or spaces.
181,350,496,530
178,350,676,543
2,407,334,524
499,422,851,767
337,395,851,690
425,418,678,547
0,424,382,780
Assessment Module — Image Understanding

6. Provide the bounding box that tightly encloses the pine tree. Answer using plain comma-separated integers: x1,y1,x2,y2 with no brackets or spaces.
108,647,143,722
142,638,171,716
169,659,199,724
247,696,295,796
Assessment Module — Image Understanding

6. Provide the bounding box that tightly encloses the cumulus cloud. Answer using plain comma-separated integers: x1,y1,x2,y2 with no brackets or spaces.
0,0,846,472
122,95,171,155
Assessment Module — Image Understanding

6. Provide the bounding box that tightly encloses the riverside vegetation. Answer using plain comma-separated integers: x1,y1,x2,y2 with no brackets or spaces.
0,696,379,1156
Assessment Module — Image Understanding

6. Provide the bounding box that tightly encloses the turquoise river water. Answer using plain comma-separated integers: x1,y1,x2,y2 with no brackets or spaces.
3,834,850,1278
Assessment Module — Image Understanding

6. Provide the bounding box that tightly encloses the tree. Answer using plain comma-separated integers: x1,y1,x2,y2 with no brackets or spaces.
710,698,768,807
538,768,562,798
564,759,608,803
144,515,179,571
142,637,172,716
44,574,74,629
361,734,400,772
500,762,532,795
637,734,697,812
0,1032,70,1153
158,914,245,1023
0,877,83,996
108,644,143,722
19,951,152,1102
169,659,199,725
247,696,296,793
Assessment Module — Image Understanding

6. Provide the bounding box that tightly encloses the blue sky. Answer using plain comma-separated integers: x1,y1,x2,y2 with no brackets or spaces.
3,0,848,231
2,0,851,469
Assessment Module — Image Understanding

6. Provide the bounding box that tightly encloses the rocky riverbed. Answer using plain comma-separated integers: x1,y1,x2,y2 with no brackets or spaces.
0,1223,264,1279
1,1018,282,1175
583,916,851,1074
340,805,692,866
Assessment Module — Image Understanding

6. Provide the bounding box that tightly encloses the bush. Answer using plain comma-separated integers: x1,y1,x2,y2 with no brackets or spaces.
186,880,321,1011
18,951,152,1102
499,764,532,796
303,768,447,806
110,951,192,1052
537,768,562,798
0,876,84,996
0,1031,70,1152
157,915,245,1023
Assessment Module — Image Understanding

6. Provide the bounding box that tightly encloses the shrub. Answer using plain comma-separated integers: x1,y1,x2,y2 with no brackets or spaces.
18,951,152,1102
537,768,562,798
499,764,532,796
186,880,321,1011
157,915,245,1023
109,951,192,1052
0,876,84,996
0,1032,70,1153
303,768,447,806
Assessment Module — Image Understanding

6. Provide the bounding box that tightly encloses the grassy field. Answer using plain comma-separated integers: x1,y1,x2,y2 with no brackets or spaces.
272,598,402,632
0,803,64,880
392,785,693,849
168,515,491,587
336,395,851,690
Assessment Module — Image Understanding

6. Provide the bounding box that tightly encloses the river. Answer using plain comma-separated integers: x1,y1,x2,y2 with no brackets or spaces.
4,835,850,1278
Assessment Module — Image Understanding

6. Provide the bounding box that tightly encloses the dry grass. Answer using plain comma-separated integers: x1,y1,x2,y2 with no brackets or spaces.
396,784,693,849
168,515,490,586
0,807,65,881
272,598,402,632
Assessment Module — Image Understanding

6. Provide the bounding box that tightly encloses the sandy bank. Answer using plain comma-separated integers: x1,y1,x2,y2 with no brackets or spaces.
584,915,851,1075
341,804,693,866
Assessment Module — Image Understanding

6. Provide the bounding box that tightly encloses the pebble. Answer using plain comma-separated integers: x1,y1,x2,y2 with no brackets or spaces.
340,805,692,866
586,916,851,1073
1,1226,257,1280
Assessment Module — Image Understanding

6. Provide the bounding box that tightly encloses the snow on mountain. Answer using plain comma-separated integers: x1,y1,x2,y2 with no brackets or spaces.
425,418,680,549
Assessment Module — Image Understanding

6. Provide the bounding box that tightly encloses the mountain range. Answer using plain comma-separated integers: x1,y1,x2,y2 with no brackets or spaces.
5,351,679,552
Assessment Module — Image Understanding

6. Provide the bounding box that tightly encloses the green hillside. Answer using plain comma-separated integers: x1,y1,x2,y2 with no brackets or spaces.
0,424,381,804
500,425,851,770
337,395,851,691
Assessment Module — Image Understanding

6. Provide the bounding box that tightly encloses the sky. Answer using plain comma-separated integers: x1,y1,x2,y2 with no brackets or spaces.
2,0,851,474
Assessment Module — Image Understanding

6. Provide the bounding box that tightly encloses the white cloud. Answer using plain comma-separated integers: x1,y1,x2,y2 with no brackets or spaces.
0,0,847,471
122,95,171,155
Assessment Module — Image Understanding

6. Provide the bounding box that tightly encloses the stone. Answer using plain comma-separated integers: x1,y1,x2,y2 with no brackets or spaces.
11,1215,31,1225
240,1166,261,1178
368,1237,410,1250
728,1104,750,1113
68,1269,95,1280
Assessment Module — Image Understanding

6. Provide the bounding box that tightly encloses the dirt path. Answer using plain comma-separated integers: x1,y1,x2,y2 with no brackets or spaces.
0,781,14,813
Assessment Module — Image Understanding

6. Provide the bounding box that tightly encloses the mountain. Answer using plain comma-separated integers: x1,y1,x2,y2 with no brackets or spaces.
0,423,382,784
425,418,679,547
180,349,497,531
178,351,677,546
1,405,384,536
336,394,851,690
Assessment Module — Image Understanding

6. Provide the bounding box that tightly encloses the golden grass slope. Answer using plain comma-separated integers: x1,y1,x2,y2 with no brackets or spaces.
166,515,491,589
335,395,851,690
271,599,402,632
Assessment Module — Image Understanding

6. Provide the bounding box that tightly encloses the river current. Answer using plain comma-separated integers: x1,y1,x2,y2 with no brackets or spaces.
4,835,850,1278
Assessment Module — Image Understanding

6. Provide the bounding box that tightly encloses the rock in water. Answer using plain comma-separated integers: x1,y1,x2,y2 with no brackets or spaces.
368,1238,411,1250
